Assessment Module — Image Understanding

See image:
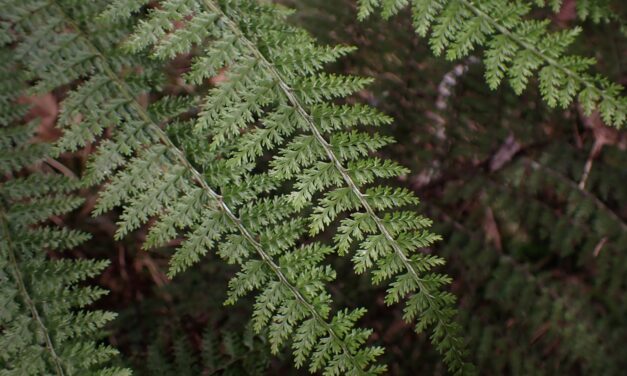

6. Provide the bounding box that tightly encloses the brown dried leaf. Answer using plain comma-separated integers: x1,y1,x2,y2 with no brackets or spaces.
18,93,60,142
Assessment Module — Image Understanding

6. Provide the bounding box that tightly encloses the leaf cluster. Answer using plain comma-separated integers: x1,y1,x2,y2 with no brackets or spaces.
0,34,128,375
358,0,627,127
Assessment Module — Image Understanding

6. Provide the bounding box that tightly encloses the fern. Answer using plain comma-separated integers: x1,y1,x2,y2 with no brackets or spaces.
3,0,623,374
536,0,616,23
358,0,627,128
0,40,128,376
119,0,473,373
280,5,627,372
143,325,271,376
4,0,392,374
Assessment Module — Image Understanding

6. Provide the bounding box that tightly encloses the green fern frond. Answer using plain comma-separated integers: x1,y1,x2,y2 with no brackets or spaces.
535,0,616,23
144,325,271,376
5,0,389,374
0,36,128,376
358,0,627,128
124,0,473,373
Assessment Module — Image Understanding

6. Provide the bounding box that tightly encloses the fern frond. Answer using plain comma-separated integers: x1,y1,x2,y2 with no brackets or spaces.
125,0,473,373
5,1,388,374
144,325,271,376
0,36,128,376
535,0,616,23
358,0,627,128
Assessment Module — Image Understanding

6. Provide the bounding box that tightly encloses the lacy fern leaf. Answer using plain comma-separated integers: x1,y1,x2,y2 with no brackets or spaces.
5,0,389,374
358,0,627,128
536,0,616,23
0,34,128,376
122,0,474,373
144,326,271,376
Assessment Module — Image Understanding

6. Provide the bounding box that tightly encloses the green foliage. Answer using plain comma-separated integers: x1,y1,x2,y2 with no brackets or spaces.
143,326,271,376
358,0,627,128
283,2,626,373
3,0,623,375
2,0,474,373
431,75,627,374
0,38,128,376
119,0,473,373
536,0,616,23
434,153,626,374
2,0,419,374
